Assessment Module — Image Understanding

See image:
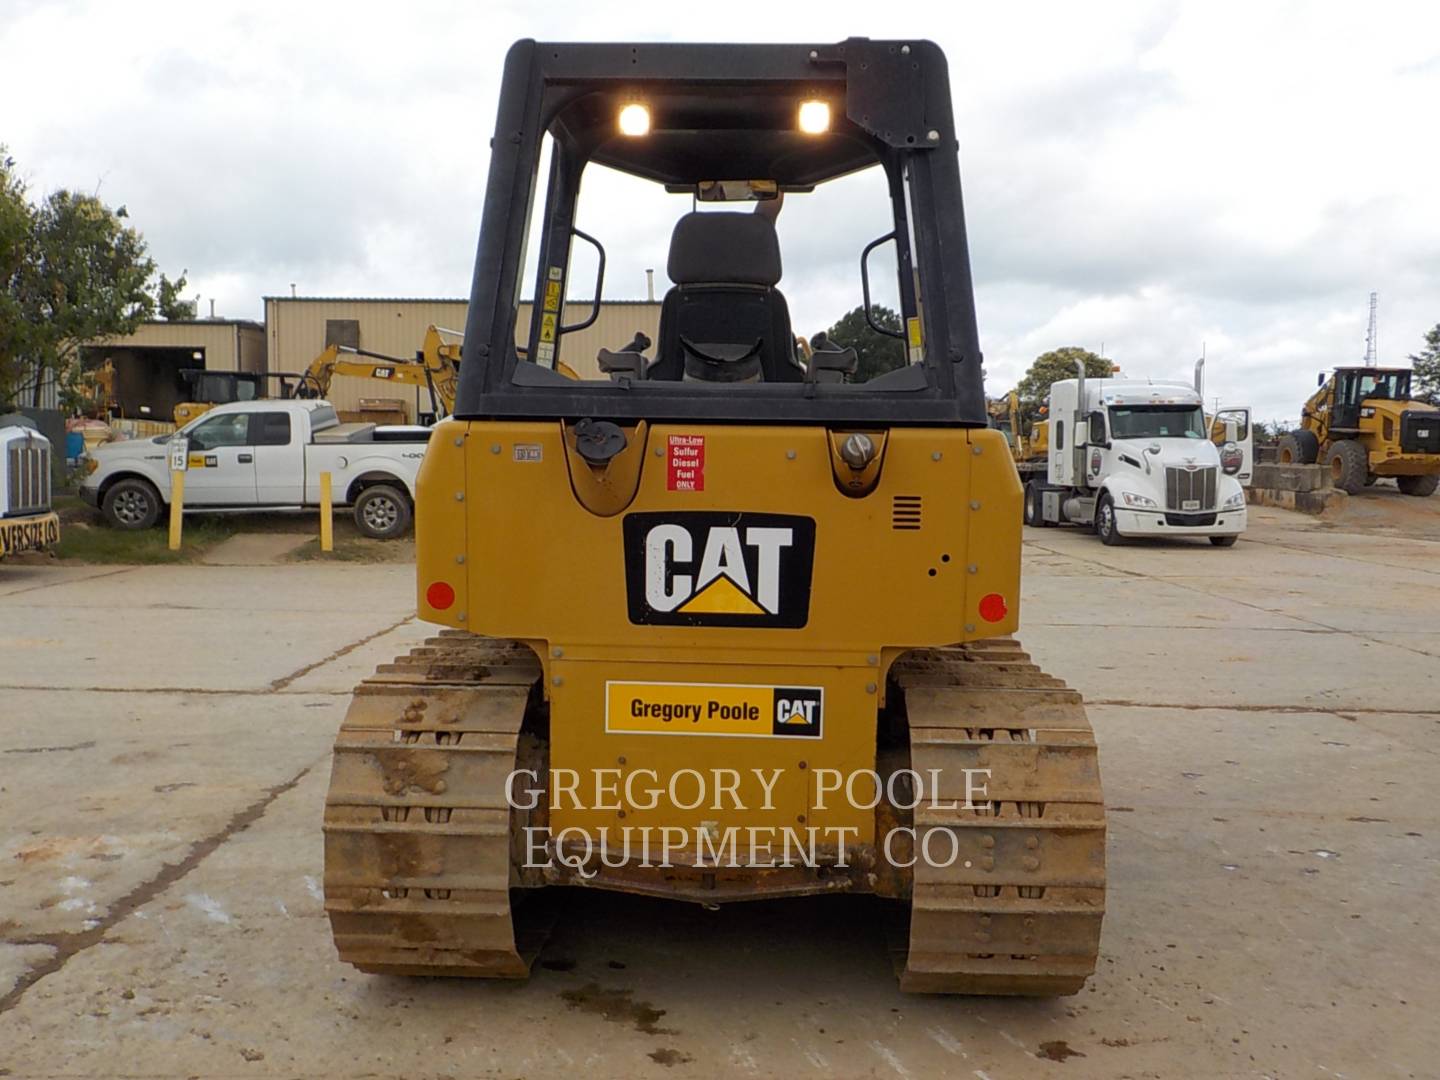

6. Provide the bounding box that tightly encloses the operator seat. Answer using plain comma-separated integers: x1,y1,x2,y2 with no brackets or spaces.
647,212,803,383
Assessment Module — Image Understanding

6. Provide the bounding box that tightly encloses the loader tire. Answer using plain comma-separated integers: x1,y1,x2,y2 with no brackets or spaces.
354,483,412,540
1397,474,1439,497
102,477,163,531
1325,440,1368,494
1277,430,1319,465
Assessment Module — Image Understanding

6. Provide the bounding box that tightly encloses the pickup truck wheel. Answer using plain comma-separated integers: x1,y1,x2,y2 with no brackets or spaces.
1095,493,1124,546
354,484,412,540
1209,535,1239,547
102,478,162,530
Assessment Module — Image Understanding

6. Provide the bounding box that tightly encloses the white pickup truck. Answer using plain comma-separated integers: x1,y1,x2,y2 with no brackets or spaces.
81,400,430,539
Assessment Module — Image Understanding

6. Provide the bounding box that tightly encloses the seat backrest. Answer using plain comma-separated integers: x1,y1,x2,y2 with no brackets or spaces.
649,212,801,383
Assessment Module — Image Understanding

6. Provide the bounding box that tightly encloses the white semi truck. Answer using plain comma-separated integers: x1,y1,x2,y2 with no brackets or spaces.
1021,360,1249,546
0,419,60,559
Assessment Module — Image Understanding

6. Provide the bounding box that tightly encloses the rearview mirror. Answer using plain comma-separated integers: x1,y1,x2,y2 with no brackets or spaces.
696,180,778,202
1088,410,1109,448
1317,372,1325,386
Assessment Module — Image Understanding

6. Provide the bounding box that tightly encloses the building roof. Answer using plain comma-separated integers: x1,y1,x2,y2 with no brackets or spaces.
141,318,265,330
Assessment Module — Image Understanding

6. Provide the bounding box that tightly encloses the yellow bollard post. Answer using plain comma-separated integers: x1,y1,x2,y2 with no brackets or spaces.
168,471,184,551
319,471,334,552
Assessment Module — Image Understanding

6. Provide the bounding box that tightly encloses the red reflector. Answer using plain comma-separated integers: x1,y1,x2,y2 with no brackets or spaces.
978,592,1008,623
426,582,455,610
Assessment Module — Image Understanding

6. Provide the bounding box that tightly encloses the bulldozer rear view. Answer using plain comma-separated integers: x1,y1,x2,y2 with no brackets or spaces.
322,38,1106,996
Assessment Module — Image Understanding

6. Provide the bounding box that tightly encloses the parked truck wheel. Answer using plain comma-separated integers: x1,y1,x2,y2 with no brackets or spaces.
102,478,163,530
353,483,412,540
1325,440,1368,494
1277,430,1319,465
1023,482,1043,526
1396,474,1439,497
1209,535,1239,547
1094,493,1124,546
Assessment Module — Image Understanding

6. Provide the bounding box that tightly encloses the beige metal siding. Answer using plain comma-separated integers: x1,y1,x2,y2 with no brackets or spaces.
236,324,268,374
515,302,661,380
87,322,250,371
266,298,661,418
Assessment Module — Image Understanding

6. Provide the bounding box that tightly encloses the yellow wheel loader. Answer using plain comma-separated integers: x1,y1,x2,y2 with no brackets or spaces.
322,39,1106,995
1279,367,1440,496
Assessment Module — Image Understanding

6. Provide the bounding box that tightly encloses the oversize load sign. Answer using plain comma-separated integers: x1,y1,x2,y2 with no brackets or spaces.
607,681,823,738
0,512,60,556
622,512,816,628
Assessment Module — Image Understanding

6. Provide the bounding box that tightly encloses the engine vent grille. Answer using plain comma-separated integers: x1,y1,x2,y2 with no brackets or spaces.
6,439,51,517
1165,465,1217,513
892,495,922,530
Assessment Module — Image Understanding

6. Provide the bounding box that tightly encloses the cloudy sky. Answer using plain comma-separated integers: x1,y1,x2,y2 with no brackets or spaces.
3,0,1438,422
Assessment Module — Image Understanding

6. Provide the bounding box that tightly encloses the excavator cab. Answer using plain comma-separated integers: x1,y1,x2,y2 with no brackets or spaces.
323,39,1106,997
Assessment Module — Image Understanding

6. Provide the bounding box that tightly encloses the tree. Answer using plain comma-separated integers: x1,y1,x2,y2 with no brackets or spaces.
20,191,157,406
821,304,906,382
0,147,185,410
156,269,192,321
1409,323,1440,403
1015,346,1116,427
0,151,33,408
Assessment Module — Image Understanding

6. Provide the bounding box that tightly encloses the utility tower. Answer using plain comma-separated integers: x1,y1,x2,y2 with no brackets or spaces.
1364,291,1378,366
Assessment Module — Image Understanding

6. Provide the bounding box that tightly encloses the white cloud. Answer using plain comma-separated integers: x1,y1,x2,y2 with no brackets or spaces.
2,0,1438,421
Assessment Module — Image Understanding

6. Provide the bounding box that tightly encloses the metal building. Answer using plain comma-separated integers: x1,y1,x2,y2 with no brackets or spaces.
82,320,266,421
264,296,662,419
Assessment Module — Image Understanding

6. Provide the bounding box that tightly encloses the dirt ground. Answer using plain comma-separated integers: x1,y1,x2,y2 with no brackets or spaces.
1,497,1438,1079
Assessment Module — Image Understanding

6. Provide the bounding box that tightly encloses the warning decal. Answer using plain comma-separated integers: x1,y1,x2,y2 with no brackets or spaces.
666,434,704,491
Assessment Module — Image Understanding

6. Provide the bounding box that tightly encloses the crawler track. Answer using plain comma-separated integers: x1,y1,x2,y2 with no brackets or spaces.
889,639,1106,995
323,633,1105,994
323,633,549,977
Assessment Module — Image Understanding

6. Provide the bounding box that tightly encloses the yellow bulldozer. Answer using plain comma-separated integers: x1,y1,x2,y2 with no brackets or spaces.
322,38,1106,996
1278,366,1440,496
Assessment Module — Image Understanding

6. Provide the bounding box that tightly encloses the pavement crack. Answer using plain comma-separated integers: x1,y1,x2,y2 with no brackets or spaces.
268,614,415,691
0,762,315,1016
0,566,136,598
3,739,96,754
1089,698,1440,717
0,684,351,696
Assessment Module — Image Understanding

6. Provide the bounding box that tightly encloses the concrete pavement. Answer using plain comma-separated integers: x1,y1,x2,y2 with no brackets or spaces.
1,505,1437,1078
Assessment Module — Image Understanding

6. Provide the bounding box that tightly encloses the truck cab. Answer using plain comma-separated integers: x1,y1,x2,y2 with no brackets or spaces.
1024,374,1248,546
0,421,60,558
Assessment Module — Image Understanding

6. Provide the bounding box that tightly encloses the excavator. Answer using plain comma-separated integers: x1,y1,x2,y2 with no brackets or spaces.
169,325,465,427
286,325,463,422
322,39,1106,996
